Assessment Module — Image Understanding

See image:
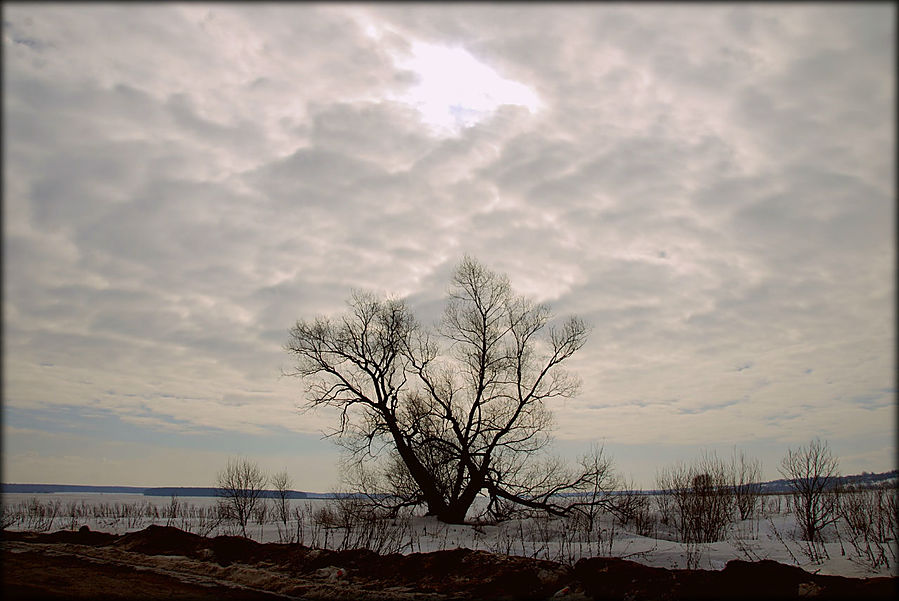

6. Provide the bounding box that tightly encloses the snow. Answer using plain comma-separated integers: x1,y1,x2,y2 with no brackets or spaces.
2,492,895,579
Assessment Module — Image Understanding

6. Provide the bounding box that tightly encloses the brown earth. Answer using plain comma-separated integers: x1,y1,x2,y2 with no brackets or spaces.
2,525,896,601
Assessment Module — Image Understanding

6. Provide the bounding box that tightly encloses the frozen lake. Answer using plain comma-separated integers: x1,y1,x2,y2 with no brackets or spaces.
2,491,895,579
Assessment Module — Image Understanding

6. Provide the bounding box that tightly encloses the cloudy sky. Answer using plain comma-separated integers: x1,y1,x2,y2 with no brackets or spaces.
3,3,894,491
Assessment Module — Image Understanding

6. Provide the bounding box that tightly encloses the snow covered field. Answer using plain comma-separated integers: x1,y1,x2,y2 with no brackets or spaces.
2,492,895,579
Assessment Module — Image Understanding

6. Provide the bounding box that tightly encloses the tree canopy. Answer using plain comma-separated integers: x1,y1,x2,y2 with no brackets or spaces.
286,257,608,523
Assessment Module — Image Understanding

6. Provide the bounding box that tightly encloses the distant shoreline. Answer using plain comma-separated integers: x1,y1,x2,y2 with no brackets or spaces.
0,483,328,499
3,469,896,498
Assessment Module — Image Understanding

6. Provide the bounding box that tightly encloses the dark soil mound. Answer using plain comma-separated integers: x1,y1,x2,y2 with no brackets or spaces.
372,548,571,599
1,527,118,547
574,556,898,601
113,524,206,556
575,556,678,599
209,533,268,565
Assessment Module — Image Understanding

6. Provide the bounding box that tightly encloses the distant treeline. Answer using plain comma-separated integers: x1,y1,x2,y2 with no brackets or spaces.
1,484,148,495
757,468,898,494
1,483,311,499
142,487,310,499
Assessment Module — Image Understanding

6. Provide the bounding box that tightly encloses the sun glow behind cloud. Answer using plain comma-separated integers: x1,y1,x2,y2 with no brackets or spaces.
390,40,541,135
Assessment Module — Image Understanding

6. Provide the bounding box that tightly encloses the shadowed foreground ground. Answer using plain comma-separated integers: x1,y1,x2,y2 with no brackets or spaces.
2,525,896,601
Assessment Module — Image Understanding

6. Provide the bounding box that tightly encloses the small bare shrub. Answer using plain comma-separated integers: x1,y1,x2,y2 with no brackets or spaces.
163,495,180,527
271,470,293,542
779,438,840,544
216,457,268,538
254,500,269,525
2,503,22,530
292,504,307,545
23,497,61,532
312,502,339,529
610,484,656,538
730,449,762,521
656,492,674,527
656,452,735,543
839,483,897,571
331,496,412,554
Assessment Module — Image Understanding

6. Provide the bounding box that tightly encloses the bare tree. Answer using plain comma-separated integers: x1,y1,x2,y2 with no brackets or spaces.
271,470,293,534
730,448,762,521
779,438,841,542
216,457,268,538
285,256,592,523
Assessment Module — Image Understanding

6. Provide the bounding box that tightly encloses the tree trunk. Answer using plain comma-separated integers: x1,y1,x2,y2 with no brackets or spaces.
382,409,450,517
434,478,484,524
435,502,471,524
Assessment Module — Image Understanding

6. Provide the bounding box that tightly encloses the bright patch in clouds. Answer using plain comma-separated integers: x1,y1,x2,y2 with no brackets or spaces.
393,41,541,134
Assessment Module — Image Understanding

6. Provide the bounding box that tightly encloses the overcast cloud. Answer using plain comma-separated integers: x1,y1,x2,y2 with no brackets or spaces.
3,3,894,489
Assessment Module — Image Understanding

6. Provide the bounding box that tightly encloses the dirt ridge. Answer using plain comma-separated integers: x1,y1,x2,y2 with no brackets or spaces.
3,526,896,600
